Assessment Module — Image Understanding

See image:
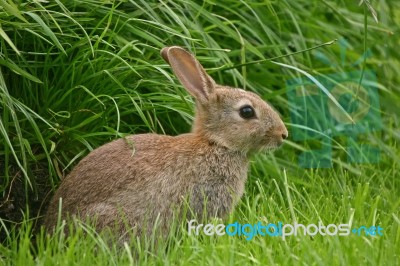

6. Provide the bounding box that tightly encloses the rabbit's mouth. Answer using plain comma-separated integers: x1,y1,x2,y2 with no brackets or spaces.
254,139,283,152
262,134,287,150
260,126,288,150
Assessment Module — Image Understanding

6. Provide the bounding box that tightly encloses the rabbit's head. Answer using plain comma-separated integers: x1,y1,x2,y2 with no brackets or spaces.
161,46,288,153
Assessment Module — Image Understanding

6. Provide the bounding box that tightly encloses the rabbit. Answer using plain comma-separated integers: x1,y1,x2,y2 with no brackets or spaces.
44,46,288,238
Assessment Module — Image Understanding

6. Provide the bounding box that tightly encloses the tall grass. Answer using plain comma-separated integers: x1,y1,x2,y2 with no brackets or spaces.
0,0,399,264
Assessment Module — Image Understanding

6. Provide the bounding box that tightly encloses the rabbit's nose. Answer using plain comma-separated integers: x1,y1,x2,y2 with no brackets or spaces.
277,125,288,142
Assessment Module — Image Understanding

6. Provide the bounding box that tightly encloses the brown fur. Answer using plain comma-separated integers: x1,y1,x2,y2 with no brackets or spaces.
44,46,288,237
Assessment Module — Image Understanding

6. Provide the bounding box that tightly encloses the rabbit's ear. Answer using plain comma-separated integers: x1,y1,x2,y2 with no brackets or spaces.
161,46,215,103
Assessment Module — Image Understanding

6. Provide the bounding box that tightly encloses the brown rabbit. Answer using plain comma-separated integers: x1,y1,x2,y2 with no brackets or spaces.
44,46,288,238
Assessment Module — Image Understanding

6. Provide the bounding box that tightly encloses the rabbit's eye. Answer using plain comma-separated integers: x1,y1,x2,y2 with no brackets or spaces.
239,105,255,119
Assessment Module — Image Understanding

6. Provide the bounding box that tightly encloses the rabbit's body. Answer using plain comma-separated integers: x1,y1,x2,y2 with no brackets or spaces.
45,133,248,233
44,46,288,237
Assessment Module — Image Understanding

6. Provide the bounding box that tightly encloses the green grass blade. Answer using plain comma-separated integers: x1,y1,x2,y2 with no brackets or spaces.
25,12,66,55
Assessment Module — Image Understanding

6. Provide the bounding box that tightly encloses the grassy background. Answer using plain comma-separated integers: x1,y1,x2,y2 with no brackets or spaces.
0,0,399,265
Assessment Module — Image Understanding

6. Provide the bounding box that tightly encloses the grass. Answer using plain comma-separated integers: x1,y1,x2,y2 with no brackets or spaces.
0,0,399,265
1,163,399,265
